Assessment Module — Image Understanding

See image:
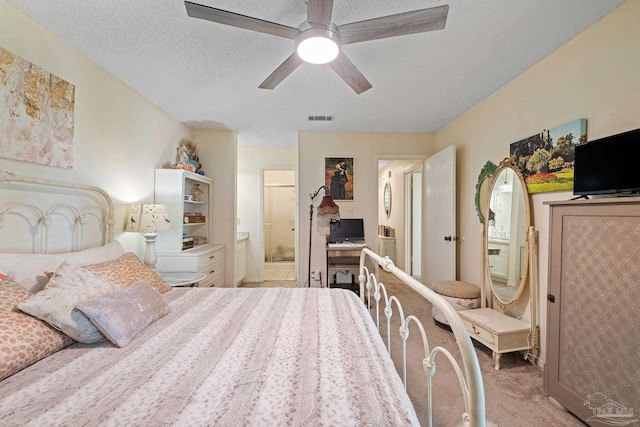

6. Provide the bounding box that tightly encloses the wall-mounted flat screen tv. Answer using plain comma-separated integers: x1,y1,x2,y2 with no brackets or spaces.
329,219,365,243
573,128,640,196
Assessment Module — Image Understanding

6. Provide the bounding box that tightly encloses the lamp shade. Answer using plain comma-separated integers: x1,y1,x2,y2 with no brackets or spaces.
317,195,340,227
126,204,171,234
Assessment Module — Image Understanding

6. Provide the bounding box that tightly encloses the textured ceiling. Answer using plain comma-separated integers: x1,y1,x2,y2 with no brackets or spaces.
7,0,625,146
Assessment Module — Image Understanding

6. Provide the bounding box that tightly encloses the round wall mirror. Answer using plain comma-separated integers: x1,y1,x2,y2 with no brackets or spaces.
383,182,392,217
484,158,531,309
475,161,497,224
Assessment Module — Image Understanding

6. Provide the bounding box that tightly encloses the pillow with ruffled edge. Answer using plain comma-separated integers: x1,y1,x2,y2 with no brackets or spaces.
17,260,117,343
0,241,127,293
77,280,170,347
0,277,74,381
84,252,172,294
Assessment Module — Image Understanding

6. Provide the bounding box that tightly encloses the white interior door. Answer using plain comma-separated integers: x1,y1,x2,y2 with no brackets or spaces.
425,145,456,288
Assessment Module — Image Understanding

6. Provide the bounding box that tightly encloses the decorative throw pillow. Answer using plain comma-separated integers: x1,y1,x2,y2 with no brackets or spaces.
17,260,117,343
84,252,171,294
0,254,65,293
77,280,170,347
0,241,127,293
0,277,73,381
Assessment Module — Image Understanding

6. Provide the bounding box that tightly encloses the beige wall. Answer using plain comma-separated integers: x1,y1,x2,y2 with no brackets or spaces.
237,146,298,282
435,0,640,365
0,1,192,256
195,130,237,287
299,132,434,287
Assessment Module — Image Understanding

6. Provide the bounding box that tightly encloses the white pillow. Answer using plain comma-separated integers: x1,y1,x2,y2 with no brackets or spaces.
17,260,117,343
0,241,126,293
0,254,64,293
63,241,127,266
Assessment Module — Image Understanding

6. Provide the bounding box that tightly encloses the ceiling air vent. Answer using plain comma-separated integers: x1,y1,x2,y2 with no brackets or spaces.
308,115,334,122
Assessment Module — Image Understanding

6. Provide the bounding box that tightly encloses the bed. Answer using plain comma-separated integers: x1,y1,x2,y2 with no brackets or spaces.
0,168,485,426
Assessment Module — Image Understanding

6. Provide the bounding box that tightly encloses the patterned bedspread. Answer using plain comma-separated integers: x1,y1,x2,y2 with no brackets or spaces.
0,288,419,426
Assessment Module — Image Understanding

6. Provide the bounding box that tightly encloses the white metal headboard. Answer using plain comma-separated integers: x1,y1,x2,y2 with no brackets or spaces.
0,169,115,254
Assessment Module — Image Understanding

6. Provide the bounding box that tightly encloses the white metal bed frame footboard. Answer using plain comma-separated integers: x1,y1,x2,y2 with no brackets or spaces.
359,248,486,427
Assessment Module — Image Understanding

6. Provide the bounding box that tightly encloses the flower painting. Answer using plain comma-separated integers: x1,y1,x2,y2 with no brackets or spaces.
510,119,587,194
0,48,75,169
325,157,354,201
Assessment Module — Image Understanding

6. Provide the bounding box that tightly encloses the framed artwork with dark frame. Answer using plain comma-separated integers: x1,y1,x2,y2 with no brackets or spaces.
325,157,354,201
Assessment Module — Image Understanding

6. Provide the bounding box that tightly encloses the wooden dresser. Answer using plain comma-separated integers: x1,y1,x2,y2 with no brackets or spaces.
544,197,640,424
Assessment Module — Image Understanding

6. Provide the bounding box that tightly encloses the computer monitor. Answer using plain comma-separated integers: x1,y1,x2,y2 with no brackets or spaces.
329,219,365,243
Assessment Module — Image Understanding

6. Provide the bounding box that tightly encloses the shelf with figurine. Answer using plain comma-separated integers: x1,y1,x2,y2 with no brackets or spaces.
169,138,205,175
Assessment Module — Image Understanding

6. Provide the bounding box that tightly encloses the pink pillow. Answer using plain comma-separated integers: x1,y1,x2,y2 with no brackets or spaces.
0,277,73,381
84,253,171,294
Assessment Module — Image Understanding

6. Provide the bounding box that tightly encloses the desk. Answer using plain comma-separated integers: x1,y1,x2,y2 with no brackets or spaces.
326,244,366,294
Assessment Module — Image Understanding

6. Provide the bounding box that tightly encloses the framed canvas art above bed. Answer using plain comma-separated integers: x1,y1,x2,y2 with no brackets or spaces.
0,48,75,169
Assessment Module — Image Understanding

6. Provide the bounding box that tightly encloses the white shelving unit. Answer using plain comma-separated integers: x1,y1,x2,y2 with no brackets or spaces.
154,169,213,253
154,169,225,287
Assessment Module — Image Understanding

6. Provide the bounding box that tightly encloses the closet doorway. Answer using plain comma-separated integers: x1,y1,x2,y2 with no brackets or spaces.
263,170,296,282
405,166,422,279
377,158,424,280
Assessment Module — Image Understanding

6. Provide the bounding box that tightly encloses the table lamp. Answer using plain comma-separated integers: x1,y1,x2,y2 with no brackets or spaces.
126,204,171,269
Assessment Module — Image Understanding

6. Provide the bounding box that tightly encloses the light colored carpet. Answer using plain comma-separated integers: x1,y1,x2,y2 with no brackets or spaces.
239,280,298,288
373,271,585,427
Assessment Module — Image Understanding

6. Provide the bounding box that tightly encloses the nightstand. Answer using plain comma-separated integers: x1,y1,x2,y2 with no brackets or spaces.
160,272,206,288
156,244,225,287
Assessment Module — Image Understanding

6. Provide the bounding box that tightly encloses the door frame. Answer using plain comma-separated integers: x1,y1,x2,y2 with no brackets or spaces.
261,167,298,282
375,155,427,277
404,163,423,279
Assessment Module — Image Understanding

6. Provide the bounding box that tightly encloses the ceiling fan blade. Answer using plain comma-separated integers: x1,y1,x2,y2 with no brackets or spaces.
337,5,449,45
259,53,304,90
328,52,372,94
185,1,299,39
307,0,334,27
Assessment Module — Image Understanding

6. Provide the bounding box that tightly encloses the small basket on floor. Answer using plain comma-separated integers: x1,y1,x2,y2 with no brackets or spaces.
431,280,481,326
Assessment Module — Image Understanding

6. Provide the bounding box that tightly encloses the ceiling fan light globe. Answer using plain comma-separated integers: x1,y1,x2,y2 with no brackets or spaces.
295,26,341,64
297,37,339,64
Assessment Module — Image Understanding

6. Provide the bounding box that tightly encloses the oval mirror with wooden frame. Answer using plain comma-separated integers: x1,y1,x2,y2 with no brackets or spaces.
484,158,531,310
383,181,392,218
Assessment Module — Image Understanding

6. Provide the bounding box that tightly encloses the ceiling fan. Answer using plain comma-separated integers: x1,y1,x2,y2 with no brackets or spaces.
185,0,449,94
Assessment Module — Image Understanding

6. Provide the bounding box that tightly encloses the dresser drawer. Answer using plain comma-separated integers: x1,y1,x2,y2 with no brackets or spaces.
195,246,224,270
201,258,223,277
157,244,225,273
199,271,224,288
461,318,496,347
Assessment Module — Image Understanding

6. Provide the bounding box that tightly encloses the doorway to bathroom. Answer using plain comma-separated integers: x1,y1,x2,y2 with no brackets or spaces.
263,170,296,282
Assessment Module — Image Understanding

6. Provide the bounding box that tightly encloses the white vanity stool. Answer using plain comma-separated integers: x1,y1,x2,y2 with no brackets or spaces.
431,280,481,325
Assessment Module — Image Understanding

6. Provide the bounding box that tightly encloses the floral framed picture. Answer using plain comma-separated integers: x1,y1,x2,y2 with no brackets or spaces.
510,119,587,194
325,157,354,201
